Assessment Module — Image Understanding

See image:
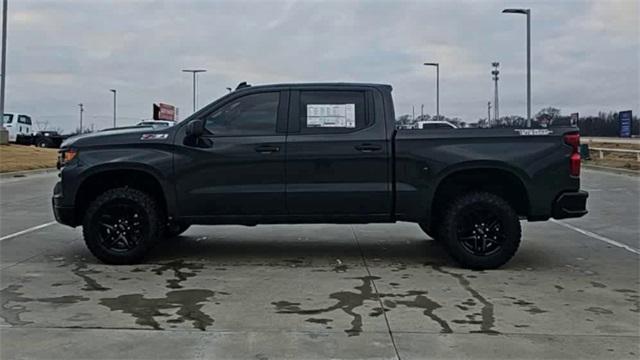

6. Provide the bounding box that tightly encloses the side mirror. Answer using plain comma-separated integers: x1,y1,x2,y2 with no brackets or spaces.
186,120,204,137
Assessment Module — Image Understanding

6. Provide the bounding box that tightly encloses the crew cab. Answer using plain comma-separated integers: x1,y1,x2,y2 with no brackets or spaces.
52,83,588,269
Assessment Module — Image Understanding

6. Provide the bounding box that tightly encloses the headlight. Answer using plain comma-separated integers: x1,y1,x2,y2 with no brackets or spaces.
57,148,78,168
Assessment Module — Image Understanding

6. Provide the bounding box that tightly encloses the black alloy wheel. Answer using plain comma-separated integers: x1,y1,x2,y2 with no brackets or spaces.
456,204,505,256
95,200,148,253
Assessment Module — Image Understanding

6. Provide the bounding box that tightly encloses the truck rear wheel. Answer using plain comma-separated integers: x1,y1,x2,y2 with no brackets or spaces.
82,187,161,264
438,192,521,270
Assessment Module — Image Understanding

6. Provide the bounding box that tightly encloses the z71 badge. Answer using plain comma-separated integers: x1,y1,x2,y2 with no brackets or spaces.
140,133,169,140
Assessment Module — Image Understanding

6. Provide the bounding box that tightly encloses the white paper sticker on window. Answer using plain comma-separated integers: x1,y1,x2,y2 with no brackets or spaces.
306,104,355,128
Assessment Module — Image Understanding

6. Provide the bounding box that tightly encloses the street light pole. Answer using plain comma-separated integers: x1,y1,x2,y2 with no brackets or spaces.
78,103,84,133
110,89,116,128
424,63,439,121
502,8,531,127
182,69,207,113
0,0,9,144
487,101,491,127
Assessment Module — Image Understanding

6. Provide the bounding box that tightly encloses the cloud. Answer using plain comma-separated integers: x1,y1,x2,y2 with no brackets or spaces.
3,0,639,132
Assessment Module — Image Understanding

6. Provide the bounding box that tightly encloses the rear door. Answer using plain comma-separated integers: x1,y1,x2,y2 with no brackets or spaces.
174,90,289,218
285,88,391,219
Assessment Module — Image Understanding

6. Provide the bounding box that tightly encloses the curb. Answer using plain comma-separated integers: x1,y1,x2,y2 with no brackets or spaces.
583,164,639,176
0,167,58,179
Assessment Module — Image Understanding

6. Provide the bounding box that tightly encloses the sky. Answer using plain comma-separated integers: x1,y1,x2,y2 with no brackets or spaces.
3,0,639,132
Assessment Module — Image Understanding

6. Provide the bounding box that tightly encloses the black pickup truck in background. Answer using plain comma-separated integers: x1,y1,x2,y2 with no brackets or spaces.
52,83,588,269
17,131,70,148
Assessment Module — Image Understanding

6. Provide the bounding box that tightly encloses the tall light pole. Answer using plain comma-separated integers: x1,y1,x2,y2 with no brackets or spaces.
78,103,84,133
491,62,500,124
502,8,531,127
424,62,439,121
0,0,9,144
182,69,206,113
109,89,116,128
487,101,491,127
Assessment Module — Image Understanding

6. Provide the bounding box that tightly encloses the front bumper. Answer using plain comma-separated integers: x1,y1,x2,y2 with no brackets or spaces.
52,181,76,227
552,190,588,219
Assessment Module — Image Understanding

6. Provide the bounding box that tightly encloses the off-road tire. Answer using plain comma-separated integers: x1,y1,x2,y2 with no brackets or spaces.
438,192,521,269
83,187,161,264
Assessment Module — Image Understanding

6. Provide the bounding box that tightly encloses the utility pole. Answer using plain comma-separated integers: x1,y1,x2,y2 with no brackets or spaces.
0,0,9,144
78,103,84,133
487,101,492,127
502,8,531,127
420,104,424,119
412,105,415,121
110,89,117,127
424,62,439,121
182,69,207,113
491,62,500,123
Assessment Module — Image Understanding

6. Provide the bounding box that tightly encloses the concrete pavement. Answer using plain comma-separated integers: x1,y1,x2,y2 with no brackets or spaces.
0,169,638,359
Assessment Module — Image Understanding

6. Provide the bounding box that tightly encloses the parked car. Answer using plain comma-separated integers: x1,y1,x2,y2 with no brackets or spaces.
53,82,588,269
136,120,175,128
3,113,33,142
16,130,71,148
416,120,458,129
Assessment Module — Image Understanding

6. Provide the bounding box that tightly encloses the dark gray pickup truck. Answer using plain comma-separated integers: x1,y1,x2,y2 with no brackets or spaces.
53,83,588,269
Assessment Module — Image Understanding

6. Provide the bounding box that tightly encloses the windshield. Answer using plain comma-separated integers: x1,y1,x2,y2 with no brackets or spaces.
3,114,13,124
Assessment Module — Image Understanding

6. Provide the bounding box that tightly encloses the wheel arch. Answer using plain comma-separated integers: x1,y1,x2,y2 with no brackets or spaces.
74,164,173,225
429,162,530,229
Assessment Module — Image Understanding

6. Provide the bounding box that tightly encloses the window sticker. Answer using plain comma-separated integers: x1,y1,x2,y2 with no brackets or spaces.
306,104,355,128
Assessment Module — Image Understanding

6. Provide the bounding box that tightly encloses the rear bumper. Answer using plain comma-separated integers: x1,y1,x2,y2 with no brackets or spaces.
552,190,588,219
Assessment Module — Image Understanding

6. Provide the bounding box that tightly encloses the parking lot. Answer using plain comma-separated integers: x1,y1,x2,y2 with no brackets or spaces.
1,168,638,359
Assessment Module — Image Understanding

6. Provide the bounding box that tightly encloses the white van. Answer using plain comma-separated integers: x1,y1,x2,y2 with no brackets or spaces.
3,113,33,142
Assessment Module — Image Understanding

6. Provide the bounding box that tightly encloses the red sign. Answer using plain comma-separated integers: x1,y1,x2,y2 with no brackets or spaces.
153,103,176,121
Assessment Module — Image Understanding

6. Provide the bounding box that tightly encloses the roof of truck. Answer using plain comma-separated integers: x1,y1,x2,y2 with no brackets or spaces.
233,82,393,92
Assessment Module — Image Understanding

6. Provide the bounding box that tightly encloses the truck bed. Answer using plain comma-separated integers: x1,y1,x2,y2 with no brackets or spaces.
393,127,579,222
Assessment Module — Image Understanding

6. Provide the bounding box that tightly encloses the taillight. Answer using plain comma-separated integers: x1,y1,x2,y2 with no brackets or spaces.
564,133,580,177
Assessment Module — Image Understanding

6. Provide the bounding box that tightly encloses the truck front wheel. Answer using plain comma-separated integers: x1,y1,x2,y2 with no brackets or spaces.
82,187,161,264
438,192,521,270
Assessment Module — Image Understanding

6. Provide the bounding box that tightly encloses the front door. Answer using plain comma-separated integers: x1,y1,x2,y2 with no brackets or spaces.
175,90,288,219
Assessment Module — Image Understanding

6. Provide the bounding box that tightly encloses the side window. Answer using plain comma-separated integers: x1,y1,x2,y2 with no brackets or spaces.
300,91,366,133
204,92,279,136
18,115,31,125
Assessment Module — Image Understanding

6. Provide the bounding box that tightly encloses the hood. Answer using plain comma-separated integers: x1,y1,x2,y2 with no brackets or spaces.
61,126,173,148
